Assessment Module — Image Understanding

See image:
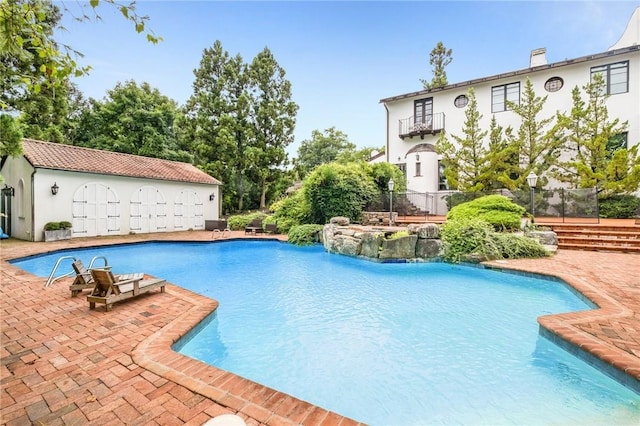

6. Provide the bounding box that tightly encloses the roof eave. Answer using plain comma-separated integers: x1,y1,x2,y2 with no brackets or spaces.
379,45,640,104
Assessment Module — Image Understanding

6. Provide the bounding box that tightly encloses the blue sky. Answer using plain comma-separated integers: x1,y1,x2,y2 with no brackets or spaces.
55,1,639,156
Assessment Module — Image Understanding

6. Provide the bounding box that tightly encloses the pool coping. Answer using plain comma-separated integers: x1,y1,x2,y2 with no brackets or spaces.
482,262,640,393
2,232,639,425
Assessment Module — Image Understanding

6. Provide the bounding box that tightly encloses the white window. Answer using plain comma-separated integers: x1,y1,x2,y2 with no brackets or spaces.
491,82,520,112
591,61,629,95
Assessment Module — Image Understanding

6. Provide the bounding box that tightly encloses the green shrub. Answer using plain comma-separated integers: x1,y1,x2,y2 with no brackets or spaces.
441,217,549,263
44,222,61,231
447,195,525,230
227,212,268,231
441,218,500,263
59,221,72,229
288,224,324,246
269,189,311,234
304,162,378,224
598,195,640,218
493,233,550,259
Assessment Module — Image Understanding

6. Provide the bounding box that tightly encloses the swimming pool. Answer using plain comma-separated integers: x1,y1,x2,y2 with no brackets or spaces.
13,241,640,424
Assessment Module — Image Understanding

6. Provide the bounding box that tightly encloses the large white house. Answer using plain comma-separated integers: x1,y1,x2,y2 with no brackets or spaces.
380,7,640,196
1,139,222,241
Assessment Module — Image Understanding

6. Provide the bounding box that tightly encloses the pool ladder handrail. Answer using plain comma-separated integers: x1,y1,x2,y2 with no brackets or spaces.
45,255,110,287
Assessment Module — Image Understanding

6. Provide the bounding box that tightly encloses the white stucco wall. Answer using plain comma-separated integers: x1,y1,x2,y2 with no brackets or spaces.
1,158,220,241
383,48,640,193
33,170,220,241
1,155,35,241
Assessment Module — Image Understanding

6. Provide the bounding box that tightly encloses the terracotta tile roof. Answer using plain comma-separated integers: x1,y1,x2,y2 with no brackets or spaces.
22,139,221,185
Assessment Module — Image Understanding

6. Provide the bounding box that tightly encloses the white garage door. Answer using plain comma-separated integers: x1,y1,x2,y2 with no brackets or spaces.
174,190,204,230
130,186,167,233
72,183,120,237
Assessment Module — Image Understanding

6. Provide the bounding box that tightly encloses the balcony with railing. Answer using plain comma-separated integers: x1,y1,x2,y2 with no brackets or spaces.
399,112,445,139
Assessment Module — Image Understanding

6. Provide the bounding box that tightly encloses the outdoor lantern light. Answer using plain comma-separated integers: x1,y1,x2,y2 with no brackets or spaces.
527,172,538,220
388,178,395,226
2,184,15,197
209,193,215,201
51,182,59,195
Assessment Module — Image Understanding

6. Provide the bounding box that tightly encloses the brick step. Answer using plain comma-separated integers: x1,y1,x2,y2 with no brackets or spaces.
555,231,640,240
549,225,640,233
558,236,640,246
558,242,640,253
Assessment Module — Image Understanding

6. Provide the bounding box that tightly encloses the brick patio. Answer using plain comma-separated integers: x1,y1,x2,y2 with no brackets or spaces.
1,230,639,425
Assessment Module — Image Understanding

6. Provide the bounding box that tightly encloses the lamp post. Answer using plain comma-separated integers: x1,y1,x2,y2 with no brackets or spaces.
527,171,538,222
388,178,395,226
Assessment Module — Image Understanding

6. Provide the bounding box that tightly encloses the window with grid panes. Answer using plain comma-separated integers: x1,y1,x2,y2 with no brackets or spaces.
590,61,629,95
491,82,520,112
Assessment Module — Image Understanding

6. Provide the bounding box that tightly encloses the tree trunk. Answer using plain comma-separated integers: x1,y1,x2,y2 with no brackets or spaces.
259,178,268,210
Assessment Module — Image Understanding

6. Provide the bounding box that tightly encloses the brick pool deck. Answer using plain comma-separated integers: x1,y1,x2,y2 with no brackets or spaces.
1,231,639,425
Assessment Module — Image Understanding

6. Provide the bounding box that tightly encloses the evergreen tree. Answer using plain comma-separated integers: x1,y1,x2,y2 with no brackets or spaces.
502,78,558,190
183,41,298,212
183,41,241,211
483,116,517,190
247,47,298,209
436,88,489,191
552,73,639,194
420,41,452,90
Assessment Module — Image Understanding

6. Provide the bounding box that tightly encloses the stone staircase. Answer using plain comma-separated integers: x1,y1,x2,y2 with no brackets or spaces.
548,223,640,253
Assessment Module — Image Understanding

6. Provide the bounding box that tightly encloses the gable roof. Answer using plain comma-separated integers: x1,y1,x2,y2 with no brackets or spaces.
21,139,221,185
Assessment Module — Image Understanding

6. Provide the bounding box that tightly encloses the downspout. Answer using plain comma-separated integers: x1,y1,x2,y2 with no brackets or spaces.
384,103,390,163
31,168,36,241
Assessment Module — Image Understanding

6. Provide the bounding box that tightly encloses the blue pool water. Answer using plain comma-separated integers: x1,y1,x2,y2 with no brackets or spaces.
12,241,640,425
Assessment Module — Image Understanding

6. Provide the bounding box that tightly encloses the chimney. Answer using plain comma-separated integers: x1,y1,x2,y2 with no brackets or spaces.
530,48,547,67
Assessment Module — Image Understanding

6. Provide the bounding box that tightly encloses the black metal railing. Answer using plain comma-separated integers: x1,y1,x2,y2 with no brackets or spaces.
399,113,445,139
365,188,600,223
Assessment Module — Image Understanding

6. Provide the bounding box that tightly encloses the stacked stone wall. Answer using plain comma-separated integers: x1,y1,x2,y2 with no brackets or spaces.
361,212,398,226
322,222,443,261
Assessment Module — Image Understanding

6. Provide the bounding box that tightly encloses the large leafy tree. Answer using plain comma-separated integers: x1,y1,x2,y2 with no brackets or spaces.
502,78,559,190
72,80,190,161
294,127,356,177
551,73,640,195
420,41,452,90
1,0,72,142
0,114,23,157
0,0,159,109
436,88,491,191
247,47,298,209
